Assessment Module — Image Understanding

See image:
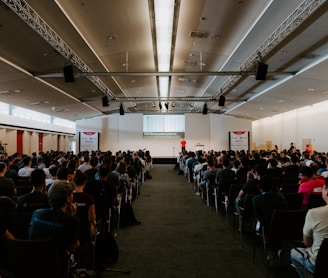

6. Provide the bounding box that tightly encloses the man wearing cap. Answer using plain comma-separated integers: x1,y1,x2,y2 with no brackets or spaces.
28,180,80,277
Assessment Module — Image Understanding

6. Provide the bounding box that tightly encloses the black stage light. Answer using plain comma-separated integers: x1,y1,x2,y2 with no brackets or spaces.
63,65,75,82
256,62,268,80
218,95,225,106
102,96,109,107
165,102,169,110
120,103,124,115
202,103,208,114
159,102,162,110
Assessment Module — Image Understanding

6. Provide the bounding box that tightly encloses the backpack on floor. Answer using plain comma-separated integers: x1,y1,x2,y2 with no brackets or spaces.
95,232,119,266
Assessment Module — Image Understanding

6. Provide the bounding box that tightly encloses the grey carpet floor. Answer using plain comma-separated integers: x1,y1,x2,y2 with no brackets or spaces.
97,164,299,278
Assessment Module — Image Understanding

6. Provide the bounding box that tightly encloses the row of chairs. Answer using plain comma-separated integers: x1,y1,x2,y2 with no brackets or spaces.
188,172,328,277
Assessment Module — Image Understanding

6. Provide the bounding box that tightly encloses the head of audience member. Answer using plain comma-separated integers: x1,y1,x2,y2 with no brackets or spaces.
22,156,32,167
257,175,273,193
73,170,87,187
49,165,59,178
30,168,46,190
90,157,98,168
299,165,313,179
48,180,75,209
116,161,127,174
254,162,268,179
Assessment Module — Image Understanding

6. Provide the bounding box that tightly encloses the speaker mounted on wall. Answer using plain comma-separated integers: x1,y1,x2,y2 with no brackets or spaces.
63,65,75,82
218,95,225,106
119,103,124,115
255,62,268,80
102,96,109,107
202,103,208,115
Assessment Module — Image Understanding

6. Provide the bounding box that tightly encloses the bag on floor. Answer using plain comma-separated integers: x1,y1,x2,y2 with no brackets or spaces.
95,232,119,265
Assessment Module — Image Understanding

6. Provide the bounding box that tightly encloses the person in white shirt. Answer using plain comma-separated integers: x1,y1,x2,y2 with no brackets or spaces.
18,156,34,177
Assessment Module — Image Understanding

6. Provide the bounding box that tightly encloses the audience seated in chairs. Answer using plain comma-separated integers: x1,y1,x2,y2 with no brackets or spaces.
28,180,80,277
235,162,266,232
0,162,17,199
17,168,49,212
73,170,96,270
298,166,325,209
113,160,141,227
252,175,288,264
290,179,328,278
198,157,217,201
17,156,34,178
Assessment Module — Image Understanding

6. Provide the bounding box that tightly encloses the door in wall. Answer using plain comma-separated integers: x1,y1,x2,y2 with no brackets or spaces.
17,130,23,155
39,133,43,153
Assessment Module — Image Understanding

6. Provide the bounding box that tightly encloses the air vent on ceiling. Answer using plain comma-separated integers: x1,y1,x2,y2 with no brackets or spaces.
190,31,208,39
183,60,197,66
178,77,190,82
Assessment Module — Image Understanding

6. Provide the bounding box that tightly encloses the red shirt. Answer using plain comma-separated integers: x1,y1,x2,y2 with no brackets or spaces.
298,178,325,208
181,140,186,147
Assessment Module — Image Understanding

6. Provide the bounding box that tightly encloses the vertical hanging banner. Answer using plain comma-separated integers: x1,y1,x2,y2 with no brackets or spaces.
79,132,99,152
229,131,249,151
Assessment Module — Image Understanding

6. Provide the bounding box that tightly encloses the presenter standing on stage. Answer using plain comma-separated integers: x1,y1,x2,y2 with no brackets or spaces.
180,138,186,152
0,140,5,154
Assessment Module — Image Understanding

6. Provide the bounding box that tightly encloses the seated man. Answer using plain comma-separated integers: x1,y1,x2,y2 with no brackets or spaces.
290,179,328,277
198,157,217,194
298,166,325,208
17,168,49,212
28,180,80,277
252,175,288,261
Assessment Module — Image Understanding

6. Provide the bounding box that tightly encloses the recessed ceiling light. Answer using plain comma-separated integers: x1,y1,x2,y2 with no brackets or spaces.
308,88,314,91
280,50,288,55
31,102,41,105
211,35,221,40
130,80,136,83
259,107,264,110
278,99,284,102
13,89,21,93
0,90,10,94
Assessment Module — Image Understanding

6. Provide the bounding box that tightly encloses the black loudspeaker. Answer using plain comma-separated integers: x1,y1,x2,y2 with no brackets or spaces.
119,103,124,115
219,95,225,106
202,103,208,115
102,96,109,107
256,62,268,80
63,65,75,82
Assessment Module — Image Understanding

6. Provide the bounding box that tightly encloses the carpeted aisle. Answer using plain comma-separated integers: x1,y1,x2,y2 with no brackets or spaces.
98,164,298,278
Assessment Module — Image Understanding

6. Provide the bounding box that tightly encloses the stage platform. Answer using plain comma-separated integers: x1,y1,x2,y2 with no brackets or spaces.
152,157,177,164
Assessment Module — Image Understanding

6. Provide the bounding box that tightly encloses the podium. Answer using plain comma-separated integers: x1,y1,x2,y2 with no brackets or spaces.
195,144,204,152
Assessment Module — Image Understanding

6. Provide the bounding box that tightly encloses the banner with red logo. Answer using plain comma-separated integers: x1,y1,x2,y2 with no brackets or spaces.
79,132,99,152
229,131,249,151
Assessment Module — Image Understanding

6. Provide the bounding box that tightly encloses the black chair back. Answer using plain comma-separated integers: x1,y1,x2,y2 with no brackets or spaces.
5,238,62,278
283,192,303,210
313,238,328,278
307,193,326,210
268,209,307,242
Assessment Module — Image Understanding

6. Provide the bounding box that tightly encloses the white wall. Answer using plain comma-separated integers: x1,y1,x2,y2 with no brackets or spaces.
76,113,252,157
252,101,328,152
0,114,75,155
